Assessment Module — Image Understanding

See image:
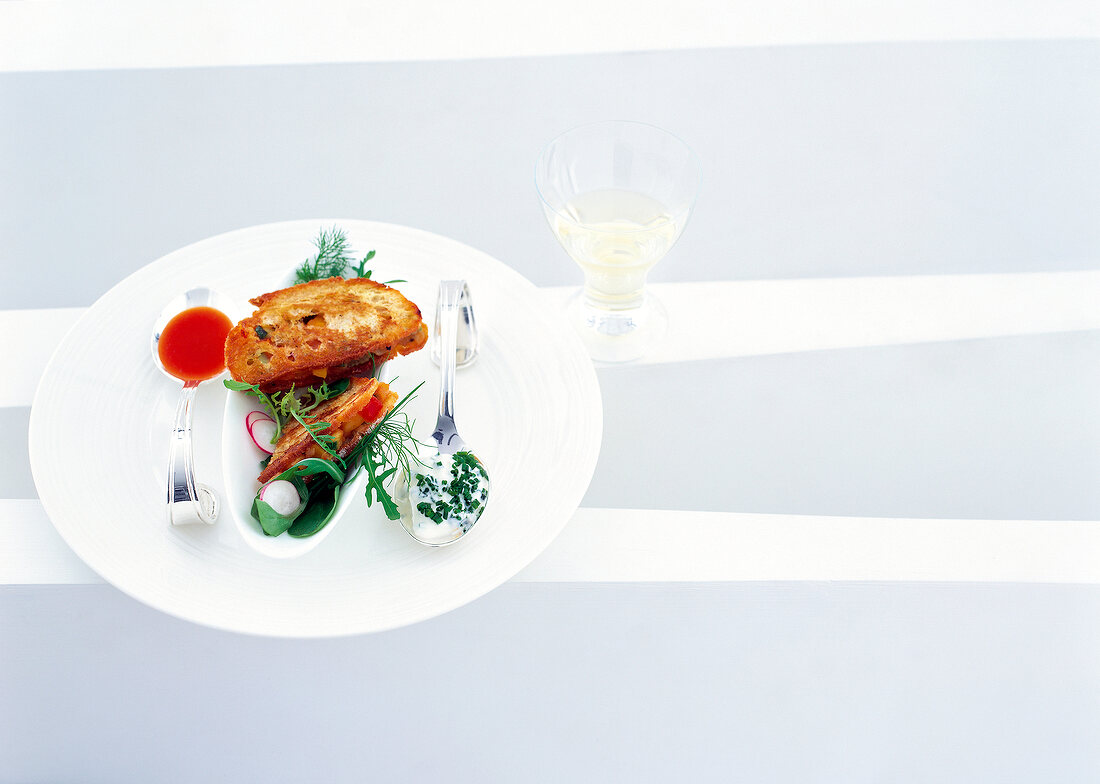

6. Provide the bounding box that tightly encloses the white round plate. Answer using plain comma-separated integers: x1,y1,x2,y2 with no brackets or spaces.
29,220,602,637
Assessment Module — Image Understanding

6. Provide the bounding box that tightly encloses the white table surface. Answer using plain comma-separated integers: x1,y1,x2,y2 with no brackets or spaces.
2,4,1099,782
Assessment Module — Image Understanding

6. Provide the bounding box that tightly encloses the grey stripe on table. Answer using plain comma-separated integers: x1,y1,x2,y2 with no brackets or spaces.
2,581,1100,783
583,330,1100,521
1,40,1097,310
0,407,36,499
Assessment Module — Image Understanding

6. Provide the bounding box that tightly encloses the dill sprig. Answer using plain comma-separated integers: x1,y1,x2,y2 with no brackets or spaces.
294,226,377,284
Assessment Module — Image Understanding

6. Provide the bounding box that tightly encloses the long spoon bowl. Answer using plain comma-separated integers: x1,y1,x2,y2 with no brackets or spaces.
397,280,489,546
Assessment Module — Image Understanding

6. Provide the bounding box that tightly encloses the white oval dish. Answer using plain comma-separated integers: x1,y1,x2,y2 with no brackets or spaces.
221,389,370,559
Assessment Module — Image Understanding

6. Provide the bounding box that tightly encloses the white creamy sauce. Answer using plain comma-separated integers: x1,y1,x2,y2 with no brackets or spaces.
398,450,489,544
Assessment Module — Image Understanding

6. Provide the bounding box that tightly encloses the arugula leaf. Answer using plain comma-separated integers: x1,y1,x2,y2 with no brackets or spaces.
355,382,427,521
289,413,344,469
226,377,355,452
294,377,350,416
351,249,376,279
224,379,281,439
362,446,401,520
281,457,345,485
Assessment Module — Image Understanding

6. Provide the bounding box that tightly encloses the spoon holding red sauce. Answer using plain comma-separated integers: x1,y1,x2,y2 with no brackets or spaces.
151,287,237,526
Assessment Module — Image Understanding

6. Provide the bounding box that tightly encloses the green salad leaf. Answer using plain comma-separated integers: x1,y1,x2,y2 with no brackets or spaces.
346,381,426,521
251,497,298,537
287,482,341,538
250,458,347,537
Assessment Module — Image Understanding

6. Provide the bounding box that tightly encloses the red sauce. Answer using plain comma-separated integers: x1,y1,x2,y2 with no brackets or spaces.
158,306,233,382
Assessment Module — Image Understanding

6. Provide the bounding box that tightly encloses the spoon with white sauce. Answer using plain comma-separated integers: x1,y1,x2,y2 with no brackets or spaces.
395,280,489,546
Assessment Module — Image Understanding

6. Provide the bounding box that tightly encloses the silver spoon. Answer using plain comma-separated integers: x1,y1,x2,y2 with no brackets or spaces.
431,281,478,368
396,280,489,546
151,286,236,526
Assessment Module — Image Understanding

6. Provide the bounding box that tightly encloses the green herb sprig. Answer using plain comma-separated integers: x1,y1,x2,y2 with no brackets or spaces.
290,412,344,469
294,226,405,284
294,226,376,284
345,381,428,520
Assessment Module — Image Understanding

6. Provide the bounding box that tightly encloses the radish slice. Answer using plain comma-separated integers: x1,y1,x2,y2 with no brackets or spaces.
258,480,301,516
245,410,278,454
246,410,274,429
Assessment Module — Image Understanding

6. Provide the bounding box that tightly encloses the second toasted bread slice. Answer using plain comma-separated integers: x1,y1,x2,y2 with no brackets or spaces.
257,377,399,484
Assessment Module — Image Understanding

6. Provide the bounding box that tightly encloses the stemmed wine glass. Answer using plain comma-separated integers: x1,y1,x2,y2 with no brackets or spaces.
536,120,700,363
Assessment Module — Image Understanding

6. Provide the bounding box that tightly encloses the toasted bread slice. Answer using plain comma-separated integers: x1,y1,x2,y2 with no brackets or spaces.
257,377,399,484
225,277,426,391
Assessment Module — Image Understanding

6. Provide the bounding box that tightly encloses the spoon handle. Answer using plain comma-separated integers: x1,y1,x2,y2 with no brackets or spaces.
166,380,218,525
432,280,466,453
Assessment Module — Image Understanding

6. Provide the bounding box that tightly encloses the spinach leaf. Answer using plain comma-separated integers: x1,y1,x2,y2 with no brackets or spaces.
251,495,301,537
287,481,341,538
250,458,347,536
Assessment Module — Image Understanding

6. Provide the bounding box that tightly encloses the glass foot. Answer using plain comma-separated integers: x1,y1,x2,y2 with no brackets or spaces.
565,290,668,364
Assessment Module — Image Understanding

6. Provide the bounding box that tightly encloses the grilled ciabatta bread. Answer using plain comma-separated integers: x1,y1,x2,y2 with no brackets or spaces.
225,277,427,392
257,377,399,484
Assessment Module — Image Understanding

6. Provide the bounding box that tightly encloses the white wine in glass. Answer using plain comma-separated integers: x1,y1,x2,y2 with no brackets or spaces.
536,121,699,362
552,188,686,311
